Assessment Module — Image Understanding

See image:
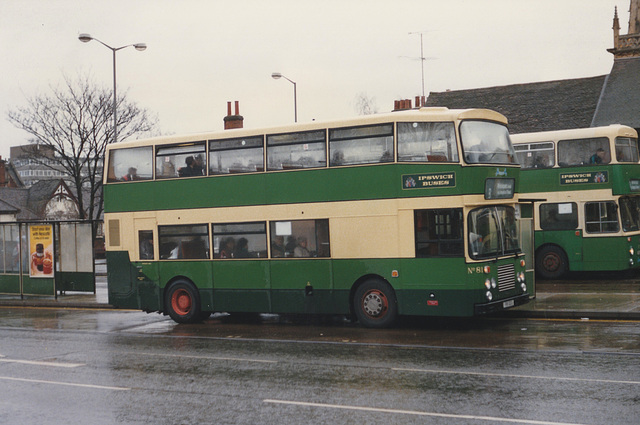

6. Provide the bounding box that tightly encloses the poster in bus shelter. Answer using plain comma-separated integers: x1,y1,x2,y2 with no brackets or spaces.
29,224,54,278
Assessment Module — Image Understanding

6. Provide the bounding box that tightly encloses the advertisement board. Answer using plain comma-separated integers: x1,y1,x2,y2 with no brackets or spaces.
29,224,54,278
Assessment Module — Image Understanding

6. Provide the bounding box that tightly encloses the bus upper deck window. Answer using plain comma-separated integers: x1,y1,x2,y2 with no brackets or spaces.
557,137,610,166
460,121,517,165
329,124,394,166
397,122,458,163
209,136,264,175
267,131,326,171
615,137,639,163
107,147,153,182
156,142,206,179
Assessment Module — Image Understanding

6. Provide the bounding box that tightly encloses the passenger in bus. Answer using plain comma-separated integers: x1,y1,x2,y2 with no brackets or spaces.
271,235,285,258
219,237,235,259
293,237,310,257
332,150,344,166
161,160,176,177
139,234,154,260
285,236,297,257
169,244,180,259
590,148,606,164
234,238,250,258
192,154,205,176
533,154,550,168
122,167,139,181
178,156,196,177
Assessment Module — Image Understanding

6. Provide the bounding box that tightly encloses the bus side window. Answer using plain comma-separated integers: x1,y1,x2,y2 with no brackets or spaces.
158,224,210,259
397,122,458,163
267,131,326,171
107,146,153,182
585,201,619,233
156,142,206,179
270,219,330,258
615,137,639,163
138,230,154,260
558,137,609,166
414,209,463,257
209,136,264,175
539,203,578,231
212,222,267,259
329,124,394,166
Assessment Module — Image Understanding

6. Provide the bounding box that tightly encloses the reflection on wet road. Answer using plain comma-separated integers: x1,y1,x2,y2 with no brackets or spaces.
0,307,638,425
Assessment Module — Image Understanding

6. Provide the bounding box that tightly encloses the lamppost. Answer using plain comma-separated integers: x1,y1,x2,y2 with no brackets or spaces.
78,33,147,143
271,72,297,123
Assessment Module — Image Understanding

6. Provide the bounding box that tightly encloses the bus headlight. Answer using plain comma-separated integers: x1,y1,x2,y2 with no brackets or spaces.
486,291,493,301
521,282,527,292
517,272,525,283
630,247,635,256
485,279,491,289
491,278,497,289
630,258,635,266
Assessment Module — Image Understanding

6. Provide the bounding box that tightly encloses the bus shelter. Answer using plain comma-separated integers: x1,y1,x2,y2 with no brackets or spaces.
0,221,95,298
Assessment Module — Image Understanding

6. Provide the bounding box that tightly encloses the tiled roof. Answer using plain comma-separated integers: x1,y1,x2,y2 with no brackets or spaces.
592,57,640,128
426,76,607,134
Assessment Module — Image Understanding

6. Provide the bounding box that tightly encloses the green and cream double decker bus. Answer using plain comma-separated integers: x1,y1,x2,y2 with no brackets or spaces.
104,107,529,327
512,125,640,278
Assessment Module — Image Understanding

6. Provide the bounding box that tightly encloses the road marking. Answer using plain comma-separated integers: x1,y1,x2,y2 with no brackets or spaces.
264,399,590,425
135,352,277,364
392,368,640,385
0,376,130,391
0,358,84,368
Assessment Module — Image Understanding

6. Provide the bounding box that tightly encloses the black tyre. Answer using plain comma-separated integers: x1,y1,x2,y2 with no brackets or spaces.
353,279,398,328
536,245,568,279
165,280,203,324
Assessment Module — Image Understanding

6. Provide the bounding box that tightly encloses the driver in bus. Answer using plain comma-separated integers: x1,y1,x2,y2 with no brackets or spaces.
590,148,606,164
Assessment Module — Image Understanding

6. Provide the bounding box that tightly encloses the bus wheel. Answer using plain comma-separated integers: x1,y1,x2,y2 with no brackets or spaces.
165,280,203,324
536,246,567,279
354,280,398,328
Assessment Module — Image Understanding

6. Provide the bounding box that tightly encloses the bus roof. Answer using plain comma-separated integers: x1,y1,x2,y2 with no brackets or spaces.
108,107,508,151
511,124,638,145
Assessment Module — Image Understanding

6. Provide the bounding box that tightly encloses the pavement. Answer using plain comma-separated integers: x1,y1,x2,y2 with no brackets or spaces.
0,262,638,320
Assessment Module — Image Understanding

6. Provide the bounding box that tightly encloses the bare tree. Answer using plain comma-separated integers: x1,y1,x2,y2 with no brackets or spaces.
7,73,157,233
353,92,379,115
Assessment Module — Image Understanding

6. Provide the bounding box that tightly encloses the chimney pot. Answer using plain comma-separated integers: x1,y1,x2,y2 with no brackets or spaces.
224,101,244,130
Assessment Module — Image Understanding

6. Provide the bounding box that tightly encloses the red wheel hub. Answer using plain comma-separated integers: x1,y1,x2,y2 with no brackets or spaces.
542,252,561,272
171,289,192,316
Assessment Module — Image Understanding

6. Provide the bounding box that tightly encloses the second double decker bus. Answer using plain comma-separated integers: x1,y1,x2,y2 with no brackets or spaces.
104,107,529,327
512,125,640,278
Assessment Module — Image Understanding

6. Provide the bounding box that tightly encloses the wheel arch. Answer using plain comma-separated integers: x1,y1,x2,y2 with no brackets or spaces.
535,243,568,263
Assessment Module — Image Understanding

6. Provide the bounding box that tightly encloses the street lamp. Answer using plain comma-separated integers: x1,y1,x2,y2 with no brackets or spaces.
79,33,147,143
271,72,297,123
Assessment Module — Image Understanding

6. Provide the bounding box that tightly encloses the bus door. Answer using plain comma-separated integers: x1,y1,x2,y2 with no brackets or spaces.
517,203,536,297
269,219,333,315
581,200,625,270
133,217,161,309
210,222,270,313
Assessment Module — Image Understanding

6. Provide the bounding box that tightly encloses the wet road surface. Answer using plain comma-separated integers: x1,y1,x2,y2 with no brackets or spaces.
0,307,638,424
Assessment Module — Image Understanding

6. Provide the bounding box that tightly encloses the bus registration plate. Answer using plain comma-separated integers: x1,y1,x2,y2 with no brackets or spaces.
503,300,515,308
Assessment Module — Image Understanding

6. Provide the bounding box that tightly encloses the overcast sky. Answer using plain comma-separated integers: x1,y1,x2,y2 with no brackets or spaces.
0,0,628,159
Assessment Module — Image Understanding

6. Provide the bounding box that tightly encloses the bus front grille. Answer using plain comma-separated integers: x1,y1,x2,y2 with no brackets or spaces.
497,264,516,292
